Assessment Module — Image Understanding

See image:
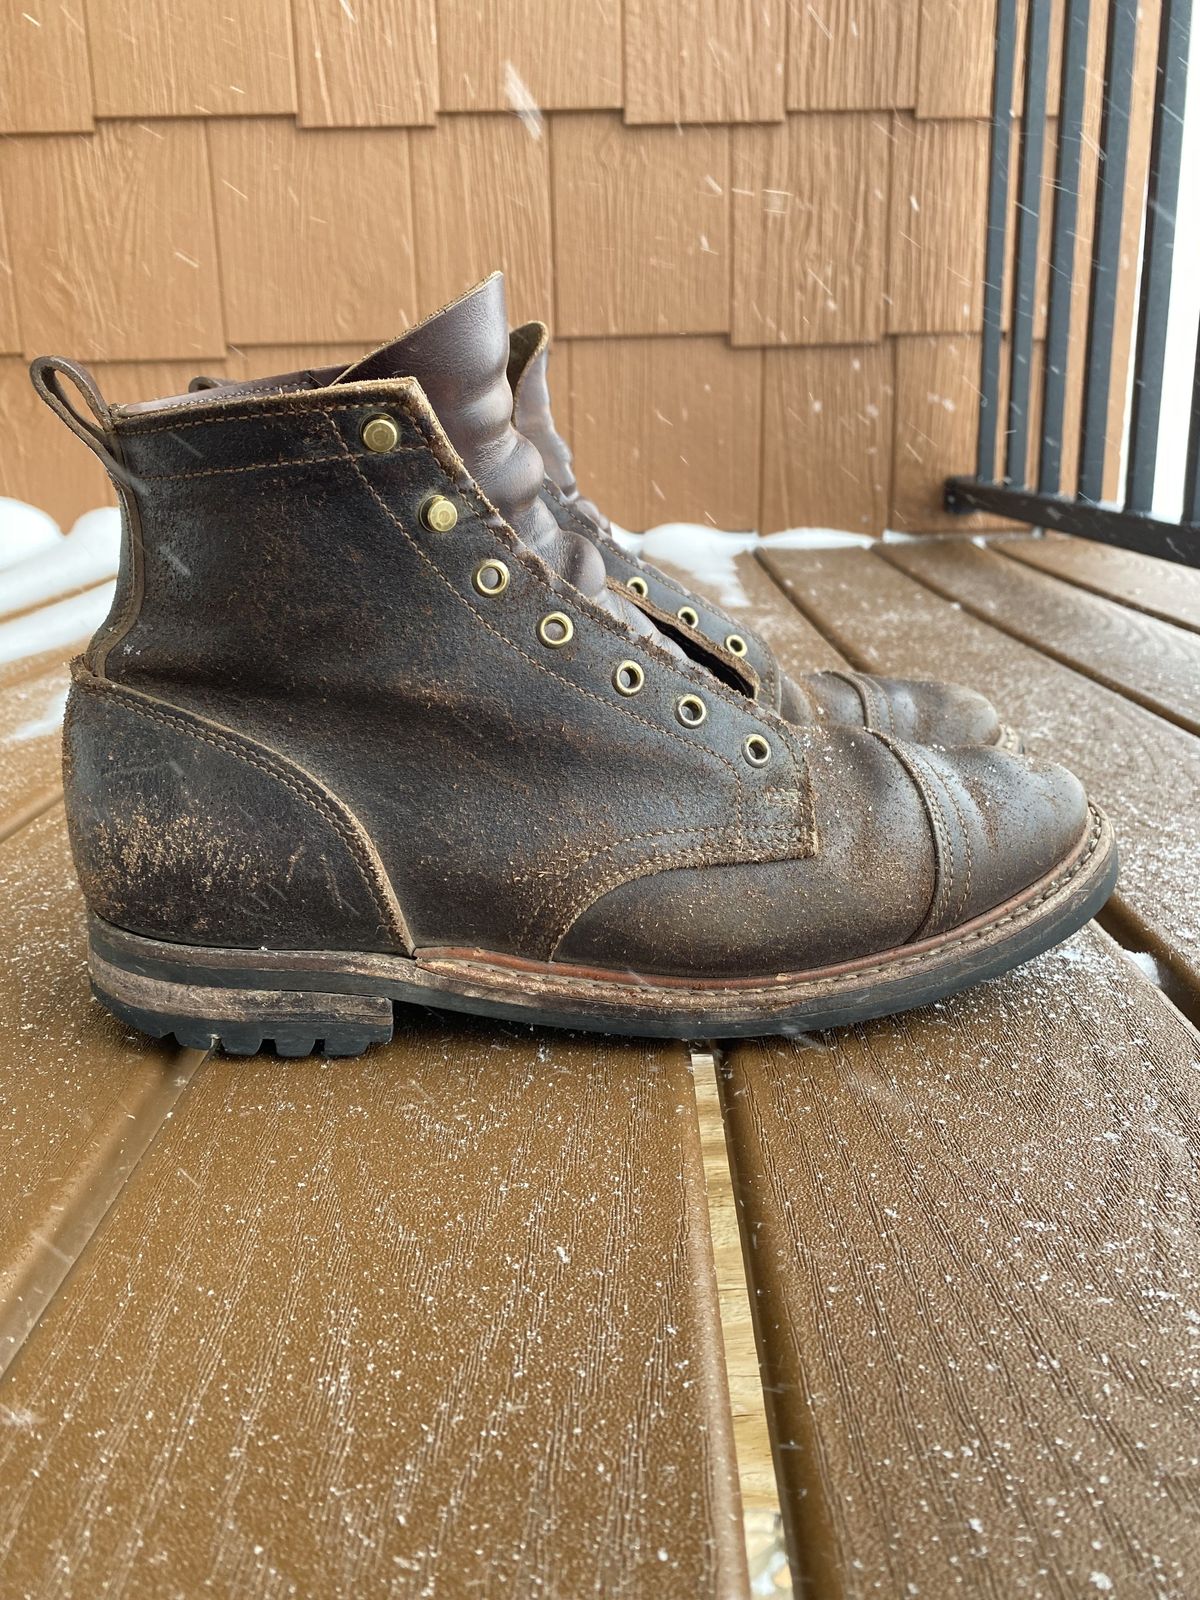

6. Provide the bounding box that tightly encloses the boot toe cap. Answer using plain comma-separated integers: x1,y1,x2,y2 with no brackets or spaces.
903,742,1092,934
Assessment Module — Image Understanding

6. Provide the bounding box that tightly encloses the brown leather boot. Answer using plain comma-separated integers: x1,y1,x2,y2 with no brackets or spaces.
36,275,1115,1057
507,322,1022,751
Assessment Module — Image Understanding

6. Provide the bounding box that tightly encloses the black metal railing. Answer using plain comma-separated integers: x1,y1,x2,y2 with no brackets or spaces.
945,0,1200,564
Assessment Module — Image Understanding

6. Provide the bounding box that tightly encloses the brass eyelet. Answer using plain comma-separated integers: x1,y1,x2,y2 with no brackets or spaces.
473,559,509,597
361,414,399,453
744,734,771,767
626,575,649,598
725,633,748,657
677,605,700,629
675,694,707,728
613,660,645,697
419,493,458,533
538,611,574,648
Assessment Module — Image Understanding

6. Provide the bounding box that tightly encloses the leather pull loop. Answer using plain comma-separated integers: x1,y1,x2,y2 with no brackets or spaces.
29,355,125,477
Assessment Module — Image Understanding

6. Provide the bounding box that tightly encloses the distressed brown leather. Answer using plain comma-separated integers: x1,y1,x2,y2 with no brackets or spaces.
42,276,1090,983
508,322,1006,747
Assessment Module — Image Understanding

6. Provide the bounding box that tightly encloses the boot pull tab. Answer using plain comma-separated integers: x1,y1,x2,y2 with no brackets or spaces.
29,355,124,477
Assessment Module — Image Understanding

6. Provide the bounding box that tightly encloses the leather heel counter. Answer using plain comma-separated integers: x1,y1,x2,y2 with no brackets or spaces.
63,674,411,954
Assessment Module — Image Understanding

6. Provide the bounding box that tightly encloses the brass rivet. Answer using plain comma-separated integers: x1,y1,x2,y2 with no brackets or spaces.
677,605,700,629
725,633,748,657
361,414,399,453
538,611,574,648
473,558,509,597
626,575,649,598
744,734,771,767
613,660,645,697
675,694,707,728
420,493,458,533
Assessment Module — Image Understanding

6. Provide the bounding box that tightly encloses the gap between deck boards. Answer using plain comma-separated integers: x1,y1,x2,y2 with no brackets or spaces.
0,1046,209,1383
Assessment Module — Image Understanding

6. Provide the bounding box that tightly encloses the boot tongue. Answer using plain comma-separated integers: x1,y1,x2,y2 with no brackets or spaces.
336,276,633,625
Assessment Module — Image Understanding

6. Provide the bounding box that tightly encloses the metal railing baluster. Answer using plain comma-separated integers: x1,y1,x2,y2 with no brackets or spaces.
1078,0,1139,504
1005,0,1053,487
1186,337,1200,528
946,0,1199,565
977,0,1020,482
1126,0,1192,513
1038,0,1093,496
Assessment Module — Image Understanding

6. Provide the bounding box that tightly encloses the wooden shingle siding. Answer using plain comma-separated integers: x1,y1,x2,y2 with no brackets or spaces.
0,1,94,135
410,114,552,328
566,335,763,530
731,113,890,348
915,0,997,117
437,0,624,112
887,114,989,337
0,197,21,354
786,0,919,111
208,119,418,345
891,334,1020,531
294,0,439,127
84,0,298,119
623,0,787,125
0,121,226,362
553,114,731,337
760,343,893,534
0,1,1160,532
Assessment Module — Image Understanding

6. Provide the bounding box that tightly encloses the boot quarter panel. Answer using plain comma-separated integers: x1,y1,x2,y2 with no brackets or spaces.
104,385,817,961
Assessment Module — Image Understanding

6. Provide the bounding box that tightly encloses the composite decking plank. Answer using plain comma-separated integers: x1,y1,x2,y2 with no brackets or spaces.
0,810,203,1379
880,538,1200,737
721,926,1200,1599
0,664,68,839
0,1003,748,1596
997,534,1200,635
761,544,1200,997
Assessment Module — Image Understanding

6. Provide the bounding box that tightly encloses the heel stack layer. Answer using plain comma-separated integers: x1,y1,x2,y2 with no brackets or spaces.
89,949,394,1059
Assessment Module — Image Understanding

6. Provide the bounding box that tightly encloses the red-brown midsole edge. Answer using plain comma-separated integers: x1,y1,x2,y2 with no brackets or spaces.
91,807,1108,1007
416,806,1104,994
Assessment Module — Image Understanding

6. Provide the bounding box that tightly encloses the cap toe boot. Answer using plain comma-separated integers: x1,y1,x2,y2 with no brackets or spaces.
38,275,1115,1055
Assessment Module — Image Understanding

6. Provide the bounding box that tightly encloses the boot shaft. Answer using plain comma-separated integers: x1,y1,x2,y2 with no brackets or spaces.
36,347,812,964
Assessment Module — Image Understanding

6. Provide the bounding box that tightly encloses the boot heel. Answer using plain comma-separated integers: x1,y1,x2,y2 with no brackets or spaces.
88,940,395,1059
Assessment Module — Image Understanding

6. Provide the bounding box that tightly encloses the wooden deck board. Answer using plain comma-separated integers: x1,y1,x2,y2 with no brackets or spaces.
881,538,1200,741
998,534,1200,636
721,926,1200,1599
0,975,749,1596
761,544,1200,1001
0,664,68,840
3,533,1199,1596
0,808,203,1379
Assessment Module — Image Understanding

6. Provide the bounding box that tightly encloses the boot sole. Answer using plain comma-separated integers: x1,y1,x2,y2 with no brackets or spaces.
87,804,1116,1057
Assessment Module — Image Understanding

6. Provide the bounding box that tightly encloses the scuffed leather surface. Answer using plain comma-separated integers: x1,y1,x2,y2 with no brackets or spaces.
804,671,1001,748
99,376,819,961
557,726,936,975
890,741,1088,937
63,672,403,952
56,275,1086,976
559,736,1087,976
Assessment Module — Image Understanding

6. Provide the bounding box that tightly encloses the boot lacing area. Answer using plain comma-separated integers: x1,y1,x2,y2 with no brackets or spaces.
465,553,775,769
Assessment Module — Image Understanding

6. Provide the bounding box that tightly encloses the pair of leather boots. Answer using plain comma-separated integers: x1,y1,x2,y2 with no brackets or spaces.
35,274,1116,1056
